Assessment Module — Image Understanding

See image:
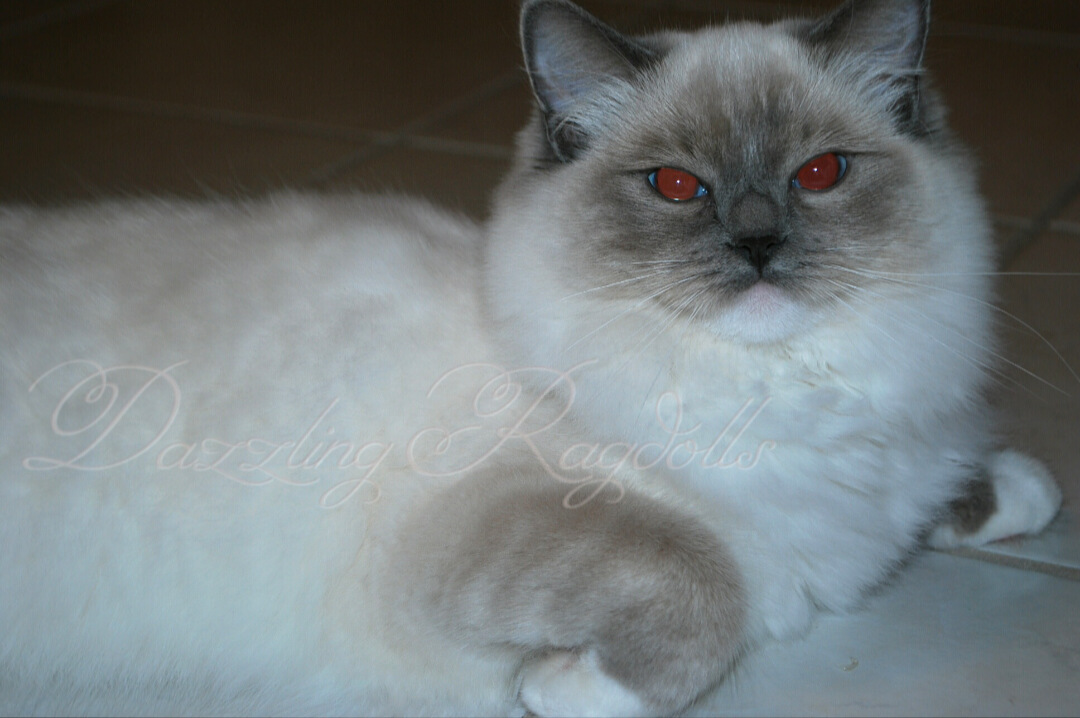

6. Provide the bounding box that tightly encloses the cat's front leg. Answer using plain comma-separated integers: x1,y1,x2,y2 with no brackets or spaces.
399,473,746,717
930,449,1061,549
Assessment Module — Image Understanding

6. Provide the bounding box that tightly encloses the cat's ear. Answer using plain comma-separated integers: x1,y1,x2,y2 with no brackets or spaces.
805,0,930,133
520,0,656,161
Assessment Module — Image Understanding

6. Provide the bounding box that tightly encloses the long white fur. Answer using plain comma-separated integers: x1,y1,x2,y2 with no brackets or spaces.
1,195,523,714
0,13,1062,718
487,28,1020,646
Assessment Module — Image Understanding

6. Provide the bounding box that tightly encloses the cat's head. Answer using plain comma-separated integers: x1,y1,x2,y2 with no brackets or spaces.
486,0,992,356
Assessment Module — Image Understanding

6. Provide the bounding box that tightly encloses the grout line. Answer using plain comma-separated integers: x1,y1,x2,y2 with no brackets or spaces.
994,214,1080,239
398,135,513,161
1002,167,1080,268
0,0,121,41
933,545,1080,582
0,82,514,162
299,70,524,187
295,143,399,188
0,82,381,142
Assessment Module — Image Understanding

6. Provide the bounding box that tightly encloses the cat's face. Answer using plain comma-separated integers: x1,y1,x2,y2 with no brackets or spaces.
496,0,985,347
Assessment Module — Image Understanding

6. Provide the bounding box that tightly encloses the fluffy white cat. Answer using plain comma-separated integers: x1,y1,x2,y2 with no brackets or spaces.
0,0,1061,715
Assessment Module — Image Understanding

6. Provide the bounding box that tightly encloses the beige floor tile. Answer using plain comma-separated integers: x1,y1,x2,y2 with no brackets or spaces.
0,100,363,202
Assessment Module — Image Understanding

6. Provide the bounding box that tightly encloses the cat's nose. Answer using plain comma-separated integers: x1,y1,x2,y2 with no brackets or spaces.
729,234,784,274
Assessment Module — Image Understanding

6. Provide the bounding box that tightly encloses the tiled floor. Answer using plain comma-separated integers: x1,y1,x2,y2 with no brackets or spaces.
3,0,1078,714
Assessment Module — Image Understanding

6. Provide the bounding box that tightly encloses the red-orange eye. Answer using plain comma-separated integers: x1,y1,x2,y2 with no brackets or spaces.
648,167,707,202
793,152,847,191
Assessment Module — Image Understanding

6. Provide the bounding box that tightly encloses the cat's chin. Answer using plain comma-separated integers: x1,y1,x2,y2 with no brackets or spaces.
707,282,811,345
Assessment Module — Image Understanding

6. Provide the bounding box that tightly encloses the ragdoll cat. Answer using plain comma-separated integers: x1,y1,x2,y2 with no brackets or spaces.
0,0,1064,715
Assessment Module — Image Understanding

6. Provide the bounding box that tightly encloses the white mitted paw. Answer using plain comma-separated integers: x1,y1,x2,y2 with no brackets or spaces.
519,649,651,718
930,449,1062,548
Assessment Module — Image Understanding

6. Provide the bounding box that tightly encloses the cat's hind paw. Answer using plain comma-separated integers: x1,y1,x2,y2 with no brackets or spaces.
519,649,651,718
930,449,1062,549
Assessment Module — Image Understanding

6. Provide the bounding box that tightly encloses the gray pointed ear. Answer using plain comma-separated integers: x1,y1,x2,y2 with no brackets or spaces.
806,0,931,134
521,0,657,161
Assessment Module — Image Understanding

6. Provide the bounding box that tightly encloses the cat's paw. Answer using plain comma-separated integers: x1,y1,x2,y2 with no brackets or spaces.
930,449,1062,549
519,649,651,718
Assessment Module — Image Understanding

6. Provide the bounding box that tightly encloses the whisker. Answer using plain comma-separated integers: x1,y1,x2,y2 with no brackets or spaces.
826,265,1078,379
824,265,1078,393
822,279,906,351
558,269,670,301
824,278,1049,399
563,275,700,354
633,288,713,425
622,287,709,363
833,270,1080,278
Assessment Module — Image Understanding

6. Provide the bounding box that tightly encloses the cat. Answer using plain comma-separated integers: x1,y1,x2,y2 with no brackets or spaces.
0,0,1064,715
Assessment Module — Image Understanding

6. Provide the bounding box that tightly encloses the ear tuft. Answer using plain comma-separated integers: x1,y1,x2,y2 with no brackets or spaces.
520,0,656,161
806,0,931,134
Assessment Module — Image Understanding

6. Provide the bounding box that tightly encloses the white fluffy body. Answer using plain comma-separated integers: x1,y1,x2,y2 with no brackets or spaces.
1,195,524,714
485,25,1049,647
0,3,1063,716
0,169,1060,718
487,137,988,642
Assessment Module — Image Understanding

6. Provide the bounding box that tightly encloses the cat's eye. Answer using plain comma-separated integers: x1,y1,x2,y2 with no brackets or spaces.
648,168,708,202
793,153,847,191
